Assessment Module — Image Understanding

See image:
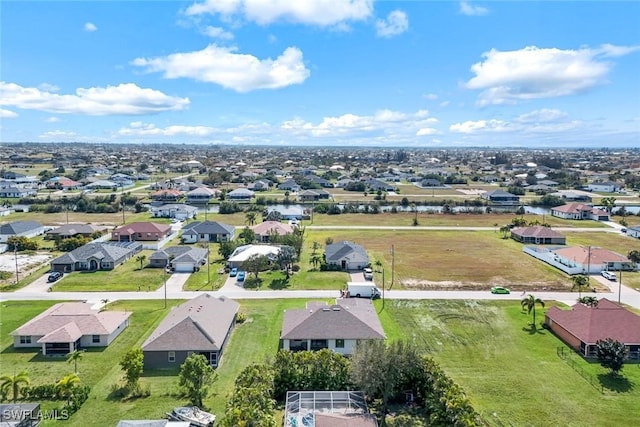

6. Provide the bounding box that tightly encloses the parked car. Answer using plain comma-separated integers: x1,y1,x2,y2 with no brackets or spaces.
363,267,373,281
229,267,238,277
601,271,617,281
490,286,510,294
47,271,63,283
236,271,246,282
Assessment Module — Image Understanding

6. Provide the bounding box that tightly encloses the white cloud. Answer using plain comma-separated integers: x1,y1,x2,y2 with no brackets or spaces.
132,44,310,92
450,119,510,133
423,93,438,100
375,10,408,38
39,130,78,139
202,26,234,40
0,108,18,119
459,2,488,16
0,81,190,115
38,83,60,92
84,22,98,32
45,116,60,123
465,44,639,105
416,128,439,136
517,108,567,123
119,122,217,137
0,108,18,118
185,0,373,27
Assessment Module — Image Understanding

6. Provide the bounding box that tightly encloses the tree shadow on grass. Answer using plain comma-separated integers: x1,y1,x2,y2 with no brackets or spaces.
268,277,290,290
521,324,546,335
598,372,634,393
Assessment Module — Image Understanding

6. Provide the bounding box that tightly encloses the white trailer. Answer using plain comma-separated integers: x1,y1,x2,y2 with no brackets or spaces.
347,282,382,299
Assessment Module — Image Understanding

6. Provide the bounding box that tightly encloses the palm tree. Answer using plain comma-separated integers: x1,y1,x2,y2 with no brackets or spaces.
521,294,545,328
135,255,147,270
56,373,80,406
499,225,511,239
311,241,321,255
374,259,383,272
1,371,30,403
571,275,590,298
67,350,85,374
245,211,257,226
310,254,323,270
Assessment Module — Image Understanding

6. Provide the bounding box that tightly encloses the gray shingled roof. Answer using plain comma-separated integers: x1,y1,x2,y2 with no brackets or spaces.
324,241,369,263
142,294,239,352
181,221,235,236
0,220,43,235
150,246,207,264
51,242,138,265
281,299,385,340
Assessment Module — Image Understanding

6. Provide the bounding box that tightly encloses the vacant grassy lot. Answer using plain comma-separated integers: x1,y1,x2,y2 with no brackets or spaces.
52,250,167,292
304,228,569,291
378,299,640,426
4,211,152,227
565,231,640,256
308,211,606,228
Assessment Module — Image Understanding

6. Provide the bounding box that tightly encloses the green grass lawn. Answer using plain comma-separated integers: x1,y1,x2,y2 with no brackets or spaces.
376,299,640,426
51,250,166,292
3,299,639,426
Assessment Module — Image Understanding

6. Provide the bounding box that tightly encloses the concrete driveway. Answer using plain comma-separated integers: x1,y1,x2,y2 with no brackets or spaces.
16,273,56,293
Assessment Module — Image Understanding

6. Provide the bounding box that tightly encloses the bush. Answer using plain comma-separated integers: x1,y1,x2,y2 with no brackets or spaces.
236,312,247,323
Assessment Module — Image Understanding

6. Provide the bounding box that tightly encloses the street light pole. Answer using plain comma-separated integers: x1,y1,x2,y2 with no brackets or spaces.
14,247,19,285
390,245,395,289
618,270,622,304
164,261,168,309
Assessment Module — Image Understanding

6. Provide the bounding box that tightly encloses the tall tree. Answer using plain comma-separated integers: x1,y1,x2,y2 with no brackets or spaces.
135,255,147,270
310,253,323,270
600,197,616,213
56,373,80,406
245,211,258,226
596,338,626,375
179,354,218,408
120,348,144,391
67,350,85,374
242,254,269,280
578,296,599,307
521,294,545,328
628,250,640,264
276,246,297,278
0,371,30,403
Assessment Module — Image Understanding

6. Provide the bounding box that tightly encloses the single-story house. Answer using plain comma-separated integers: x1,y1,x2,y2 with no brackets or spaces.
0,220,45,243
297,189,331,202
50,242,142,272
226,188,255,200
11,302,131,356
185,187,220,204
227,244,281,268
45,177,83,190
45,223,107,240
150,203,198,220
550,246,636,274
280,299,385,356
278,179,301,192
181,221,235,243
545,299,640,359
112,222,172,242
151,189,183,202
248,179,271,191
267,206,304,221
481,189,520,205
558,191,592,202
251,221,294,243
366,179,395,192
627,226,640,239
324,241,370,270
142,294,239,369
84,180,119,191
586,181,621,193
0,185,37,198
149,246,208,272
551,203,610,221
511,225,566,245
418,178,443,188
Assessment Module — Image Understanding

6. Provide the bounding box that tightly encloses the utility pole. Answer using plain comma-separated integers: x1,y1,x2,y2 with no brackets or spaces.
207,243,211,289
164,261,168,309
586,246,591,286
390,245,395,289
14,247,19,285
618,269,622,304
381,268,385,309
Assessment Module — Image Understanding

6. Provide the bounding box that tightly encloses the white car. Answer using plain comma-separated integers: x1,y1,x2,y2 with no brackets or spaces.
601,271,617,281
363,267,373,280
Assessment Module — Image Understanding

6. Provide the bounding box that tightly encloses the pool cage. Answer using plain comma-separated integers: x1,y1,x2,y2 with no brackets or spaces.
284,391,378,427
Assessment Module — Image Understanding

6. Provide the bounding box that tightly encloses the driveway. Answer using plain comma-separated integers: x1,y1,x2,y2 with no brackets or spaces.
219,273,248,292
155,272,191,293
16,273,56,293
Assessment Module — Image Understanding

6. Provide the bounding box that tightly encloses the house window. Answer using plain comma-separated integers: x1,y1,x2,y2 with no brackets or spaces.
168,351,176,362
20,336,31,344
92,335,100,343
335,339,345,348
310,339,328,350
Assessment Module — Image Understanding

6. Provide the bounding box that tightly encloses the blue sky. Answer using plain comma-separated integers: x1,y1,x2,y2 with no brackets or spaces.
1,1,639,147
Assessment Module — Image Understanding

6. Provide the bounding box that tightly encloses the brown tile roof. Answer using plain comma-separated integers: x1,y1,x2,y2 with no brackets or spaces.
112,222,171,236
11,302,131,337
551,246,629,265
142,294,239,352
546,299,640,344
251,221,293,236
552,203,594,213
511,225,564,238
281,299,385,340
37,322,82,343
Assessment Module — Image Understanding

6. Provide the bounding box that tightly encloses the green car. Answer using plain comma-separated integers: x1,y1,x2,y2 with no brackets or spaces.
491,286,510,294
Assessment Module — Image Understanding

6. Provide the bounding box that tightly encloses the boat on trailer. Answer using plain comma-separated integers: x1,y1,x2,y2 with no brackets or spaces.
168,406,216,427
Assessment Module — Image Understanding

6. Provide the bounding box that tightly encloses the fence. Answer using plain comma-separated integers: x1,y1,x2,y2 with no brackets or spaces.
523,246,584,275
556,346,605,394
